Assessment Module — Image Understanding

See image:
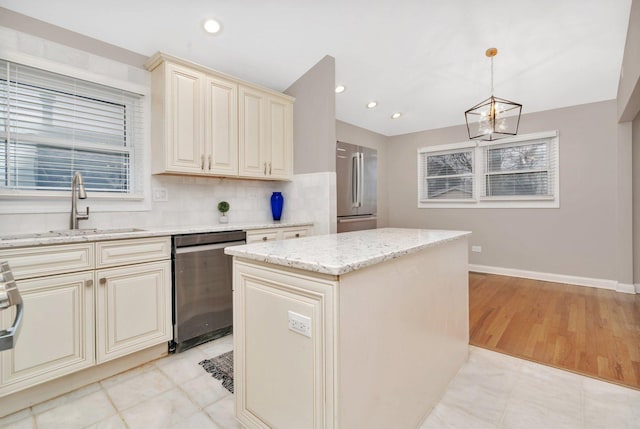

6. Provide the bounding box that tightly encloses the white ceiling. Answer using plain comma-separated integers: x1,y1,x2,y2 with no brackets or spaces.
0,0,632,136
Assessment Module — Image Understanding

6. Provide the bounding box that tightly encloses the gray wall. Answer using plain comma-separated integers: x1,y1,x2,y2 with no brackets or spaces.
285,55,336,174
634,112,640,285
387,100,624,282
618,0,640,122
336,120,389,227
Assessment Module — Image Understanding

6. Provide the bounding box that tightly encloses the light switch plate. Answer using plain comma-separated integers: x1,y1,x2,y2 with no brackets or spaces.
152,187,168,202
471,245,482,253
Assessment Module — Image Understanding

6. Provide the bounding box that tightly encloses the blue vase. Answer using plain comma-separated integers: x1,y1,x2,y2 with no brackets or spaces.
270,192,284,221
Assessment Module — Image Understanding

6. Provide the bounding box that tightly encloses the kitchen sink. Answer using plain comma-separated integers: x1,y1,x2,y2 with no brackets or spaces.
0,228,147,240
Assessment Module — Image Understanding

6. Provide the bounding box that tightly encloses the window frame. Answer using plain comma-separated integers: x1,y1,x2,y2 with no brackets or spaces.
417,131,559,209
0,46,151,214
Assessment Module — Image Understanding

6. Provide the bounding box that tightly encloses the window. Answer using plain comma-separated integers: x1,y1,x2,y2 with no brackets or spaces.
418,131,559,208
0,59,144,196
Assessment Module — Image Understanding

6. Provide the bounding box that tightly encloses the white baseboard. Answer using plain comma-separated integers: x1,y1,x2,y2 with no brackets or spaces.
469,264,636,294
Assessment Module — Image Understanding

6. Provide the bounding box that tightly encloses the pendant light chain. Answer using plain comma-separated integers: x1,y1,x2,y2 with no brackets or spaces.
490,55,494,96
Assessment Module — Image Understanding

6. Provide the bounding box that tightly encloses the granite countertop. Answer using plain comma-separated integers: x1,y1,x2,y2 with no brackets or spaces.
225,227,471,276
0,221,313,249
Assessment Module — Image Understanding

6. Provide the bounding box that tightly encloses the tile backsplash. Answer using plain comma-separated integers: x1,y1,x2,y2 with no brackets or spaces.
0,172,336,236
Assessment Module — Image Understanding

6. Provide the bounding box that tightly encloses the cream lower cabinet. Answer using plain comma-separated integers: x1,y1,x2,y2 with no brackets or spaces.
0,272,95,396
95,261,171,363
0,237,171,397
245,225,313,244
233,261,337,429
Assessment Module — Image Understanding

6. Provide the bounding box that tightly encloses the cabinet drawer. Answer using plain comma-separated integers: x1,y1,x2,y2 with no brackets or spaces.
0,243,94,280
246,230,279,243
282,227,311,240
96,237,170,268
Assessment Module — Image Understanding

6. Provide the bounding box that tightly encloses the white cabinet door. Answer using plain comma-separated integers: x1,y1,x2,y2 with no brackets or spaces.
233,261,336,429
205,76,238,176
95,261,171,363
238,86,267,178
267,96,293,180
0,272,94,396
165,62,206,174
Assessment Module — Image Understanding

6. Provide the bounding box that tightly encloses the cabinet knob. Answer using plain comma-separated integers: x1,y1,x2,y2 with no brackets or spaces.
99,278,107,285
85,279,93,287
201,154,205,171
262,236,268,241
295,233,300,238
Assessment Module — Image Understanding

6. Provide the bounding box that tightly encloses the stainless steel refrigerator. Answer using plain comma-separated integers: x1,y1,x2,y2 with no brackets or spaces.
336,141,377,232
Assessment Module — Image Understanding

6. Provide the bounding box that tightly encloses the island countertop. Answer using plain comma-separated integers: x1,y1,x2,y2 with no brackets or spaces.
224,227,471,276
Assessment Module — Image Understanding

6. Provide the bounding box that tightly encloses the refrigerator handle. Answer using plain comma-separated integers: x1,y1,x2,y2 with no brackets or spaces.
351,155,359,208
358,152,364,207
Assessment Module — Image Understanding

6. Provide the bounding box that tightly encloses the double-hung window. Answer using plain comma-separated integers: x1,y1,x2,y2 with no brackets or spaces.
418,131,559,208
0,59,144,197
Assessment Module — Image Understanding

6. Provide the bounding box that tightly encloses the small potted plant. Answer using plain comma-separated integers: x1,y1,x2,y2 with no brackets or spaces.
217,201,230,224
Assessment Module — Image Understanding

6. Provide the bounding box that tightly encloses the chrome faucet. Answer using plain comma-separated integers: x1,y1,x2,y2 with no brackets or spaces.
70,172,89,229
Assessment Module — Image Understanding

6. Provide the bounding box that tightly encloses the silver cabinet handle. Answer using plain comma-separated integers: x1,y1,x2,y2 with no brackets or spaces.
85,279,93,287
263,162,267,175
201,154,205,170
208,155,212,170
0,262,23,352
269,162,272,175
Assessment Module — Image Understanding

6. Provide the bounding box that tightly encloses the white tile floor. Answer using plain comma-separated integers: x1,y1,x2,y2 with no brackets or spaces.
1,337,638,429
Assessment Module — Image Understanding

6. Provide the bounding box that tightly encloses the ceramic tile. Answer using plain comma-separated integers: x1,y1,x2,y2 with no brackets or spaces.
31,382,101,415
156,346,208,369
199,336,234,359
120,388,198,429
35,390,117,429
420,402,497,429
85,414,127,429
0,409,32,426
1,416,36,429
500,394,583,429
99,362,156,390
157,353,208,384
168,411,222,429
204,396,242,429
583,377,640,429
181,373,232,408
103,368,174,411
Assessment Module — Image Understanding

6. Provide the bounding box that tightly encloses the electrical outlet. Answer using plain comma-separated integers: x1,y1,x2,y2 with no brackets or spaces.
288,311,312,338
152,187,168,202
471,245,482,253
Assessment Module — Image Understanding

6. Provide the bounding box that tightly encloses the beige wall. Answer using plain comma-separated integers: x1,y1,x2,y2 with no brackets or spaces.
387,100,624,282
336,120,390,227
285,55,337,174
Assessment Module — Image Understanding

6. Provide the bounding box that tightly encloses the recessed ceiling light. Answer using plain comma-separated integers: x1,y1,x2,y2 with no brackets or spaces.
391,112,402,119
203,19,222,34
366,101,377,109
335,85,346,94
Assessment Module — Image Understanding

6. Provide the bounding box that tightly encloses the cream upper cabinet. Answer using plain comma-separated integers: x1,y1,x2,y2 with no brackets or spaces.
148,55,238,176
238,85,293,180
146,52,293,180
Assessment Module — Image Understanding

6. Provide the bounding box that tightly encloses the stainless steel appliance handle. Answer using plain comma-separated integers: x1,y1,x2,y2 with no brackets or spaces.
0,262,23,352
175,240,246,254
351,155,359,208
358,153,364,208
337,216,377,223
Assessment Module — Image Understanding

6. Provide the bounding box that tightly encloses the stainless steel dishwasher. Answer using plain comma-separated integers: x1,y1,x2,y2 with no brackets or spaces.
171,230,246,352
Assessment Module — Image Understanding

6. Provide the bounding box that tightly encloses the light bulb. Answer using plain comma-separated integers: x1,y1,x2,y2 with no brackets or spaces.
203,19,222,34
391,112,401,119
366,101,377,109
335,85,346,94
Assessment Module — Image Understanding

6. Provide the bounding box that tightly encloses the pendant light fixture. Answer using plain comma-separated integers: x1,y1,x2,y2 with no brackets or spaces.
465,48,522,141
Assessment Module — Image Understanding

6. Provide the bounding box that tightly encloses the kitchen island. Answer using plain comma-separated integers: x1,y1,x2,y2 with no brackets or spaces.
225,228,470,429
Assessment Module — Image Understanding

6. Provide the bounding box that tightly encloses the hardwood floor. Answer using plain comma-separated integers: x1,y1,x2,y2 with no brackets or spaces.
469,272,640,390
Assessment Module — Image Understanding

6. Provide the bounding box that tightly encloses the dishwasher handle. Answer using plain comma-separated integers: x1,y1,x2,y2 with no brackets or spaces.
175,240,246,254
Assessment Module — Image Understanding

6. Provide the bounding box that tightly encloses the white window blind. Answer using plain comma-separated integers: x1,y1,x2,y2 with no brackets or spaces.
481,138,556,200
0,59,144,195
419,149,474,201
417,131,559,209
